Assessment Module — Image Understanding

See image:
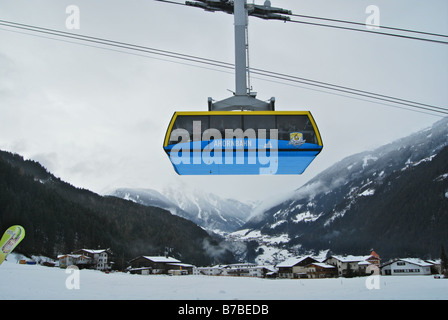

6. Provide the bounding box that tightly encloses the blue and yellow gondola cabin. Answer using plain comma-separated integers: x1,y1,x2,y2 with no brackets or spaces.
163,111,323,175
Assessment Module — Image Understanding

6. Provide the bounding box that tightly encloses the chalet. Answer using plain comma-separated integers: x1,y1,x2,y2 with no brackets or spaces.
194,263,277,278
381,258,433,276
223,263,277,278
276,256,319,279
325,255,368,277
325,251,381,277
57,248,112,271
167,262,195,275
367,250,381,266
362,260,380,275
305,262,337,278
57,254,92,269
195,265,226,276
243,265,277,278
72,249,112,271
221,263,257,277
127,256,194,275
425,259,442,274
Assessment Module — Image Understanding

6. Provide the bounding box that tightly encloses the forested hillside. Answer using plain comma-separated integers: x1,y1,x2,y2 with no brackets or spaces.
0,150,234,268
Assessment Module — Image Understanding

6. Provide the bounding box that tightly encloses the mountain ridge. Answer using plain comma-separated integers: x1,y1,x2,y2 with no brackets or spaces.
237,117,448,263
111,186,255,235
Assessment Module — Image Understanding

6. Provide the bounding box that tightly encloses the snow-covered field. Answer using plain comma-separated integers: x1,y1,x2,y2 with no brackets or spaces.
1,256,446,300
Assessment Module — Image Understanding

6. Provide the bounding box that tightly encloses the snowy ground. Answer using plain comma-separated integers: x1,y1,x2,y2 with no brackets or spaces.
0,256,446,300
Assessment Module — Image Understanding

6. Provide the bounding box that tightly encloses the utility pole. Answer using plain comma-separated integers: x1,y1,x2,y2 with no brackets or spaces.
185,0,292,111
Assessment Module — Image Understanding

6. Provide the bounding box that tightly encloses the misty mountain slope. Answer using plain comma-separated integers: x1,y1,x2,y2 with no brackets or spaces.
112,187,254,234
241,117,448,260
112,188,192,220
297,145,448,258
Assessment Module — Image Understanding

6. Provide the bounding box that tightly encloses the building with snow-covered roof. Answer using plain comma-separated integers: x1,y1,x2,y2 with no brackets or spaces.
305,262,337,278
381,258,433,276
127,256,194,275
277,256,319,279
194,263,277,278
58,248,112,271
425,259,442,274
324,251,381,277
72,249,112,271
57,254,92,269
221,263,276,278
194,264,227,276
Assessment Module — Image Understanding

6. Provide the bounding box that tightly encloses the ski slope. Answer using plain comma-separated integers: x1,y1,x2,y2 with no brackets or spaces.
0,255,446,300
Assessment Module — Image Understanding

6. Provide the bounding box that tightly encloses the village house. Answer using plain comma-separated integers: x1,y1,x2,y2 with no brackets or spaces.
252,265,277,278
381,258,433,276
127,256,195,275
305,262,337,278
57,253,92,269
425,259,442,274
221,263,257,277
57,248,112,271
194,264,226,276
276,256,319,279
324,251,381,277
222,263,277,278
72,249,113,271
194,263,277,278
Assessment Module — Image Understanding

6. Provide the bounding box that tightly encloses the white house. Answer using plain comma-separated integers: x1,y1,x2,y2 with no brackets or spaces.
194,263,277,278
194,265,226,276
57,249,113,271
221,263,257,277
221,263,276,278
425,259,442,274
248,265,277,278
72,249,113,271
381,258,433,276
324,251,381,277
57,254,92,268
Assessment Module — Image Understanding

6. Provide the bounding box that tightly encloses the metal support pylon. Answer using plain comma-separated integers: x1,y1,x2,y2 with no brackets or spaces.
185,0,292,111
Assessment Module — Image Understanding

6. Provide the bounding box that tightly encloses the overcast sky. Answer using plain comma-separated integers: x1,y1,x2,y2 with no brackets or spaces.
0,0,447,203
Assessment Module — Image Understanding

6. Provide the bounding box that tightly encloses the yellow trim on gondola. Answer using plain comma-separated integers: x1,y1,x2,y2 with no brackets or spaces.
163,111,323,147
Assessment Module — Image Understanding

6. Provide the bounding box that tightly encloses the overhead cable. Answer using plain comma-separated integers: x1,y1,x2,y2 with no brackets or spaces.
290,13,448,39
154,0,448,45
288,19,448,45
0,19,447,116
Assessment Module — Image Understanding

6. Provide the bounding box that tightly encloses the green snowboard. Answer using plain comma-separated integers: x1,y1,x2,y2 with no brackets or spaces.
0,225,25,266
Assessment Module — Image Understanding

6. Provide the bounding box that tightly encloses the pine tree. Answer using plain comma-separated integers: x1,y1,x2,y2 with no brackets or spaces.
345,262,354,278
441,245,448,277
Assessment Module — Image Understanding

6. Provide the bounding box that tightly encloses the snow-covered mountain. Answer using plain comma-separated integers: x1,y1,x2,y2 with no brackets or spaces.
233,117,448,263
111,187,255,235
